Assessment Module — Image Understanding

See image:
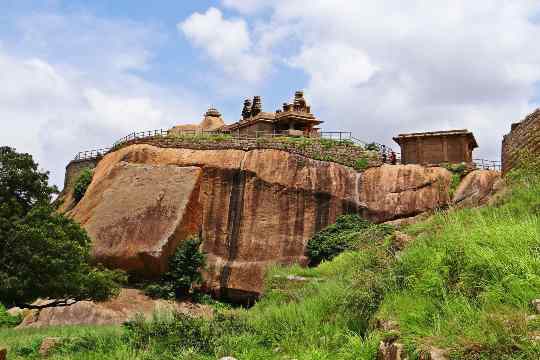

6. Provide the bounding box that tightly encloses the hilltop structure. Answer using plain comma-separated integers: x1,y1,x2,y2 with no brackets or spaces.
170,107,225,134
224,91,322,137
169,91,322,138
393,129,478,165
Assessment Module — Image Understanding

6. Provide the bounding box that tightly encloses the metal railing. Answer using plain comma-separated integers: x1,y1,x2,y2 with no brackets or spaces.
474,159,502,171
73,148,110,161
112,129,170,147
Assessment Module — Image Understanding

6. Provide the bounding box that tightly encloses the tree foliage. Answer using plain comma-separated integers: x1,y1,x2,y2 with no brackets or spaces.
145,237,206,299
0,146,124,308
73,168,93,202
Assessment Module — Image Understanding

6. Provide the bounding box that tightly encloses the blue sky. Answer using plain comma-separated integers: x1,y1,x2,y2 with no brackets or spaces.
2,0,540,187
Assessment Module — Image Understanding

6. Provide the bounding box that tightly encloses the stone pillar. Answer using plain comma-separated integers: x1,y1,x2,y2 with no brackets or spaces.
242,99,252,120
251,96,262,117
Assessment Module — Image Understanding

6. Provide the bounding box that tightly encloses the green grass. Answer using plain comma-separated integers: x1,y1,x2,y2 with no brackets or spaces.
2,172,539,359
376,177,540,359
0,325,132,359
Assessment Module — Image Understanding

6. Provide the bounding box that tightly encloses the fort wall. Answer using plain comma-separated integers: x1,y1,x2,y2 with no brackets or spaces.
502,109,540,174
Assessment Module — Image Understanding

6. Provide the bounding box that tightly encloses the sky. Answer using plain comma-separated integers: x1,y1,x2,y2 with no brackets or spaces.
2,0,540,188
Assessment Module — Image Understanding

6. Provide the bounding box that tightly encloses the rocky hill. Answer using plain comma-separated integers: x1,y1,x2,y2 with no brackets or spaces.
62,144,500,301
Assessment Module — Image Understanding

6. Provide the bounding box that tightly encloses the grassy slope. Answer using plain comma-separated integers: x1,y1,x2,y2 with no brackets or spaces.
1,175,539,359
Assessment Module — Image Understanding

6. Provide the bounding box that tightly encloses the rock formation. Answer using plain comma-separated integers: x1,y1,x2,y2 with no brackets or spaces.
452,170,502,207
66,144,453,301
18,289,210,328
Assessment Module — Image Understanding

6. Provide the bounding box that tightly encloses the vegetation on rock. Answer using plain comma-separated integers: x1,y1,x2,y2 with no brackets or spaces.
442,162,468,197
306,214,393,266
0,304,21,328
73,168,93,202
0,147,124,309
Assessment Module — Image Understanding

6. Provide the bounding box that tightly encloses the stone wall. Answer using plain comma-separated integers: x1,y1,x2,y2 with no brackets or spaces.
112,136,383,171
502,109,540,174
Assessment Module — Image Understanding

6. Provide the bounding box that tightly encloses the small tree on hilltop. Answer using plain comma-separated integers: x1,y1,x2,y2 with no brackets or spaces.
0,146,124,309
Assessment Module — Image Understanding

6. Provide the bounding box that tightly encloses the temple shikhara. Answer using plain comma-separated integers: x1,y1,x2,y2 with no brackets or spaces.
224,91,322,137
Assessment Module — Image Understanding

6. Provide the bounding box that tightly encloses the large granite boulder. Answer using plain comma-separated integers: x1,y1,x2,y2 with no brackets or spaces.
18,289,210,328
67,144,453,300
69,162,202,275
452,170,502,207
362,164,451,222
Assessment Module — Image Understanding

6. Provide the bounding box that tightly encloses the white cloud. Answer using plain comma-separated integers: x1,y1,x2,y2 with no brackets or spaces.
214,0,540,160
221,0,269,14
0,13,204,188
288,43,379,102
179,7,270,83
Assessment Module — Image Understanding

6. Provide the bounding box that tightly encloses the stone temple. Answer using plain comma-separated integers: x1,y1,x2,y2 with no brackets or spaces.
170,90,322,138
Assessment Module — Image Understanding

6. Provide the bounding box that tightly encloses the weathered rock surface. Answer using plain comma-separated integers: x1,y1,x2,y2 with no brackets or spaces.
6,307,23,317
18,289,210,328
70,163,202,275
452,170,502,207
68,144,452,299
362,165,451,222
39,337,61,357
532,299,540,314
419,347,449,360
378,339,406,360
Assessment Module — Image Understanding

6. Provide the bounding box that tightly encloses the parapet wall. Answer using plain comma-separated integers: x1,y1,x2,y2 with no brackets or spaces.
62,136,382,195
114,136,382,169
502,109,540,174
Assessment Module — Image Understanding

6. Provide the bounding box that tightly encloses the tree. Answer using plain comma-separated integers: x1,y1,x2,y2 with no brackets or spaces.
0,146,57,234
145,237,206,299
0,147,124,309
165,238,206,297
73,167,93,202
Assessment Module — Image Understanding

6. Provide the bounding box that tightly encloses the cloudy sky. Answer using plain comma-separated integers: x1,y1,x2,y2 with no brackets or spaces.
2,0,540,187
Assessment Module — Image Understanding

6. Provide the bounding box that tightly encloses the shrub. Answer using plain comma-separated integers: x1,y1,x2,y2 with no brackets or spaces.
354,157,369,171
124,311,213,354
441,162,467,198
123,310,249,356
0,303,21,327
73,168,93,202
365,142,381,151
145,237,206,299
306,214,392,265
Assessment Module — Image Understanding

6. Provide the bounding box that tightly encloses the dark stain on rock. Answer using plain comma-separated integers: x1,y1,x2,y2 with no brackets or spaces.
220,167,247,294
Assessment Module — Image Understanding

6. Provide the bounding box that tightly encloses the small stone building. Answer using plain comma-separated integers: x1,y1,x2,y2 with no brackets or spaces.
224,91,323,137
170,107,225,134
393,129,478,165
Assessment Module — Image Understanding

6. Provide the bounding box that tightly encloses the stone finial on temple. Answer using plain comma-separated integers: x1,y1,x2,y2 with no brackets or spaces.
241,99,252,120
205,107,221,118
251,96,262,117
281,90,311,114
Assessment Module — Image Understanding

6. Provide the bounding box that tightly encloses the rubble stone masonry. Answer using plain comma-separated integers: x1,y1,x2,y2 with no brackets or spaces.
502,109,540,174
